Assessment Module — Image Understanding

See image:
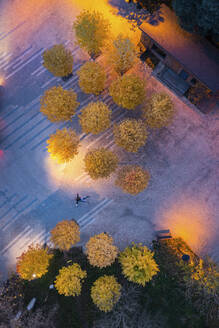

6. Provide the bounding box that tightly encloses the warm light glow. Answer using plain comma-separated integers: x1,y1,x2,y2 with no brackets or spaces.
72,0,141,44
156,199,214,253
44,143,89,192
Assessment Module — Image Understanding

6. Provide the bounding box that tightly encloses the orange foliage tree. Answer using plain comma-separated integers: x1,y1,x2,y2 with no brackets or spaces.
91,275,121,312
73,10,111,59
43,44,73,77
142,93,174,128
109,74,145,110
50,220,80,251
85,232,118,268
79,101,111,134
115,165,150,195
77,62,106,95
47,128,80,163
113,119,148,152
54,263,87,296
16,244,53,280
84,148,119,179
40,86,79,122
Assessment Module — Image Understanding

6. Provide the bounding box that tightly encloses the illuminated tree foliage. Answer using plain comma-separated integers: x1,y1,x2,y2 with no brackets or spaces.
115,165,150,195
109,75,145,110
114,119,148,152
91,275,121,312
84,148,119,179
50,220,80,251
40,86,79,122
43,44,73,77
73,10,111,58
119,243,159,286
79,101,111,134
85,232,118,268
142,93,174,128
54,263,87,297
16,244,53,280
47,128,79,163
106,34,137,75
77,61,106,95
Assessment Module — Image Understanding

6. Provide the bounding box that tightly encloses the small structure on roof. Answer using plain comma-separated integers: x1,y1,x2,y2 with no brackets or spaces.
139,4,219,113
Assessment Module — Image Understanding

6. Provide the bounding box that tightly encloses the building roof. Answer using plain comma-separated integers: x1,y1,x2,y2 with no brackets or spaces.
139,4,219,93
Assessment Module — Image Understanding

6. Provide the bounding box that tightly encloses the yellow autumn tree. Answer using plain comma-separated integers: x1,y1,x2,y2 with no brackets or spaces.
54,264,87,297
40,86,79,122
43,44,73,77
106,34,137,75
142,93,175,128
115,165,150,195
79,101,111,134
85,232,118,268
73,10,111,58
109,74,145,110
113,119,148,152
77,62,106,95
47,128,79,163
91,275,121,312
119,243,159,286
16,244,53,280
84,148,118,179
50,220,80,251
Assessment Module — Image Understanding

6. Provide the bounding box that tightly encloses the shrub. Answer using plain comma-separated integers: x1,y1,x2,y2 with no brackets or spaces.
50,220,80,251
119,243,159,286
113,119,148,152
40,86,79,122
77,61,106,95
106,34,137,75
109,74,145,109
47,128,79,163
115,165,150,195
91,275,121,312
85,232,118,268
142,93,174,128
42,44,73,77
84,148,118,179
79,101,111,134
73,10,110,58
54,263,87,296
16,244,53,280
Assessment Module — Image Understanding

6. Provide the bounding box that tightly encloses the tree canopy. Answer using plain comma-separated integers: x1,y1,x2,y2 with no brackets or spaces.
115,165,150,195
85,232,118,268
142,92,174,128
73,10,111,58
109,75,145,110
106,34,137,75
54,263,87,296
40,86,79,122
91,275,121,312
173,0,219,43
79,101,111,134
119,243,159,286
77,61,106,95
50,220,80,251
47,128,80,163
84,148,119,179
16,244,53,280
113,119,148,152
43,44,73,77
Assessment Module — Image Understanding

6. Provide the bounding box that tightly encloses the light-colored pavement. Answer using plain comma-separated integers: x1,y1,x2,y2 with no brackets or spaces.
0,0,219,281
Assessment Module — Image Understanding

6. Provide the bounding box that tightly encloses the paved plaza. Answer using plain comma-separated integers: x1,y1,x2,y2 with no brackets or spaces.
0,0,219,281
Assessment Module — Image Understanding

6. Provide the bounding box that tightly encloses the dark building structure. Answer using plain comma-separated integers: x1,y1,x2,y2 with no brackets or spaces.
139,5,219,113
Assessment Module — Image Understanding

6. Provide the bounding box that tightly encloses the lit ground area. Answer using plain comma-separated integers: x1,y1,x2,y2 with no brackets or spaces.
0,0,218,280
